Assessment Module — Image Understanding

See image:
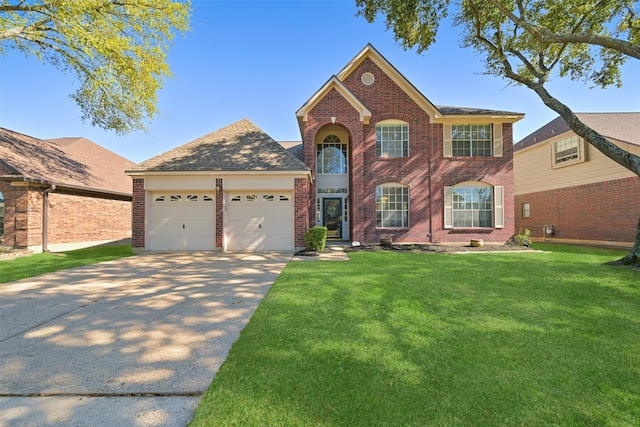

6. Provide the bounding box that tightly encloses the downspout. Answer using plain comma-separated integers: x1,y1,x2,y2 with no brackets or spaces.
42,184,56,252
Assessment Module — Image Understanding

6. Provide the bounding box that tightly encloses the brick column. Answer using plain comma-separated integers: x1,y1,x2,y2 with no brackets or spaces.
131,179,145,250
216,178,224,249
294,177,309,250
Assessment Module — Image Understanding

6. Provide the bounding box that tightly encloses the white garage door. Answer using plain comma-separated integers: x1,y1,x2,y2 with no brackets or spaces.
148,193,215,251
226,192,293,251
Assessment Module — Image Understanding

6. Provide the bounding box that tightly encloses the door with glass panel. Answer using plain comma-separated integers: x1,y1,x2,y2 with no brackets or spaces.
323,198,342,239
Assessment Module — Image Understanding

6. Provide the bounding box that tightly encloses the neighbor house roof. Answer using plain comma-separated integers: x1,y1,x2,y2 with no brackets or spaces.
0,127,135,196
514,112,640,151
128,118,310,173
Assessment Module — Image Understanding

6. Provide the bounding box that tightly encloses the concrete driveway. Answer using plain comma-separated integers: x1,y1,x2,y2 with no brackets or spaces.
0,252,292,426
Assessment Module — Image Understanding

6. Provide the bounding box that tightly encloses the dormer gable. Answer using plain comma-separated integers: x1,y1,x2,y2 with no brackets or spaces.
296,76,372,125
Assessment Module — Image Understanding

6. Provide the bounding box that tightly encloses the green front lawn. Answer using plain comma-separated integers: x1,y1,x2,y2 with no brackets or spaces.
190,244,639,426
0,244,134,283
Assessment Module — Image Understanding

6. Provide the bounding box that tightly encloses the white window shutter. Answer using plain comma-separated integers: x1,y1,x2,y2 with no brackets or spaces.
494,185,504,229
443,124,453,157
493,123,503,157
444,186,453,228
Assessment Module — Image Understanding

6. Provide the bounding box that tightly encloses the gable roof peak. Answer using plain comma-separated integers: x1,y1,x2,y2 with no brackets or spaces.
336,44,444,119
296,75,372,125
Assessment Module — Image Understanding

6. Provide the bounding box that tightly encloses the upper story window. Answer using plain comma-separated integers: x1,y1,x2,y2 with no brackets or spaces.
317,135,347,174
444,123,503,158
552,135,585,168
452,124,492,156
376,121,409,158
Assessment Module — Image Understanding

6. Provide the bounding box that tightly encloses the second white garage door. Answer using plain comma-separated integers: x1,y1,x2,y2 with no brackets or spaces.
226,192,294,251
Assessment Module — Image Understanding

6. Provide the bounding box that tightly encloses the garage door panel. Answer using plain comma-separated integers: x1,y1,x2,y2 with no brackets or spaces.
226,192,293,251
149,193,215,251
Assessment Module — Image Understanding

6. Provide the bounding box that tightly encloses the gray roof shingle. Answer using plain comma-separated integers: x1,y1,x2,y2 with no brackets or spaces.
436,105,524,116
129,119,309,173
514,112,640,151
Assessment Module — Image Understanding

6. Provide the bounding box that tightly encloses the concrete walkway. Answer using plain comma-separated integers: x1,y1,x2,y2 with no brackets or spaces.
0,252,292,426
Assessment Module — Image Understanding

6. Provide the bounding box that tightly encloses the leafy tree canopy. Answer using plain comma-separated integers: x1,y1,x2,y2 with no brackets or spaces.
0,0,191,134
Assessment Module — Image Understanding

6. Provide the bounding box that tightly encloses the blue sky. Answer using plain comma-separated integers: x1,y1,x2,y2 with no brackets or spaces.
1,0,639,163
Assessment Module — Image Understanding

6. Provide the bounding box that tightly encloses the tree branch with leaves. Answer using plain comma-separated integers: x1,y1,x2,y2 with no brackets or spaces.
0,0,191,134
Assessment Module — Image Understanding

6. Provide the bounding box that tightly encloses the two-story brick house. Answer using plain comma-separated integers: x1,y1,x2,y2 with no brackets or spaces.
296,44,523,245
128,44,522,252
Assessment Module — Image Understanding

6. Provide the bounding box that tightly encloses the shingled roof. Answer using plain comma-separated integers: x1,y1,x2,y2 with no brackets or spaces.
0,127,135,196
129,118,310,173
436,105,524,116
514,112,640,151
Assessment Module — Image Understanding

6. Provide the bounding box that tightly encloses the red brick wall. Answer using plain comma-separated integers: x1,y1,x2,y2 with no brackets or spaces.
301,56,516,244
515,176,640,243
0,179,131,249
294,177,309,249
47,192,131,244
131,179,145,249
0,181,36,248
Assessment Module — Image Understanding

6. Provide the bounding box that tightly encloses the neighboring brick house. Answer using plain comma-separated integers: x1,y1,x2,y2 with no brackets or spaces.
0,127,136,252
129,44,523,252
514,113,640,247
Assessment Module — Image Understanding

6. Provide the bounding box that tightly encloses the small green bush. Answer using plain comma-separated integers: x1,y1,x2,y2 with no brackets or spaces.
513,228,531,247
304,226,328,252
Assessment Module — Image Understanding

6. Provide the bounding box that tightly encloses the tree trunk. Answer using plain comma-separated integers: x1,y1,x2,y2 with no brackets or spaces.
607,215,640,267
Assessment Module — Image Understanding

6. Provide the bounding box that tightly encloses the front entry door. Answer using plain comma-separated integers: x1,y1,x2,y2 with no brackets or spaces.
323,198,342,239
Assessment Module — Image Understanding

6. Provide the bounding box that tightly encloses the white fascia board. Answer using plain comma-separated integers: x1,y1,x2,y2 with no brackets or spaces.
296,76,372,124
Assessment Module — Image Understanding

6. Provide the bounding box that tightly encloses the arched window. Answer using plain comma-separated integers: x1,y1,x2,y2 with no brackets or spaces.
376,183,409,228
316,135,347,174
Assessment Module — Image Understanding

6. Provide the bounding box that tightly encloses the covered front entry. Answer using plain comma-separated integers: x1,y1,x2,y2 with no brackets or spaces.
148,192,216,251
225,192,294,251
323,198,342,239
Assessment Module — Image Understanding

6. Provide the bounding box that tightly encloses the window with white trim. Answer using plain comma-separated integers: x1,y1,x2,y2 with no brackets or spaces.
452,124,492,156
444,182,503,229
444,123,502,158
551,135,587,168
522,202,531,218
376,122,409,158
376,184,409,228
317,135,347,174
